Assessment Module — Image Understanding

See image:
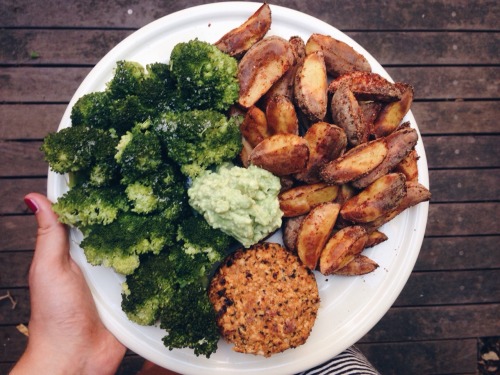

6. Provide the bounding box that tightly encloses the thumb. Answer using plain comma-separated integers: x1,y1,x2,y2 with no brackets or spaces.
25,192,70,265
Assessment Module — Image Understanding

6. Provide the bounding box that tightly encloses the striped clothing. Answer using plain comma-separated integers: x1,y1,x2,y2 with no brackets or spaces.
296,346,380,375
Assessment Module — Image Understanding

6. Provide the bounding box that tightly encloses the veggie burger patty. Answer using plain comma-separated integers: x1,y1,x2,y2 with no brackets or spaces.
209,242,320,356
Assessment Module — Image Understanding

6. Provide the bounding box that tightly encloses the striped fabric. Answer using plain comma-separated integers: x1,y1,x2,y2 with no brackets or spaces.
296,346,380,375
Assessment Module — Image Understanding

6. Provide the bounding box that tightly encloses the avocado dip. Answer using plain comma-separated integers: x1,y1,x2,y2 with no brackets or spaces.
187,163,283,247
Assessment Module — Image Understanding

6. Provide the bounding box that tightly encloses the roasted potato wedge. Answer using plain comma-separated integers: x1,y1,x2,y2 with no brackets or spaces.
319,225,368,275
320,138,388,185
214,3,271,58
265,94,299,135
394,149,419,182
340,173,407,223
305,33,371,77
283,214,306,253
239,136,254,167
352,126,418,189
333,255,379,275
294,50,328,122
238,36,295,108
279,183,339,217
372,84,414,138
360,101,383,135
249,133,309,176
329,71,405,102
335,184,357,206
240,105,270,148
295,122,347,183
361,181,431,233
364,230,388,248
297,202,340,270
331,84,368,146
263,36,306,102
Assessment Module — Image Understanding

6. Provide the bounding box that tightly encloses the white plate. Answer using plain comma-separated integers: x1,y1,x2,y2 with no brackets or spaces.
47,2,429,374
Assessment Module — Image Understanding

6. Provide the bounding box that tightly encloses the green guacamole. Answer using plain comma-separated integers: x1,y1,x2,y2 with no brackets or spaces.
187,163,283,247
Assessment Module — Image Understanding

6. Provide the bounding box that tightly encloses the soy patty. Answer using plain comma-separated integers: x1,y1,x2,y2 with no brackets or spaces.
209,242,320,357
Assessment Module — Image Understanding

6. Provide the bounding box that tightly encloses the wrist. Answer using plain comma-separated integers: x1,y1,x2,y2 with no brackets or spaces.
11,343,83,375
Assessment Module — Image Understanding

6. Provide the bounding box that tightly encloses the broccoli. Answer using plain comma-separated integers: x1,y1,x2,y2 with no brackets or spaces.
139,63,179,112
109,95,151,136
107,60,146,99
70,91,113,130
40,126,117,175
121,215,233,356
52,185,129,227
160,282,220,357
80,211,177,275
125,164,186,215
154,110,243,178
177,215,234,264
115,121,164,184
169,39,239,111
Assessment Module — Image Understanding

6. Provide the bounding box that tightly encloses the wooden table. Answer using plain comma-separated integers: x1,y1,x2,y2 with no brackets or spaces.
1,1,499,374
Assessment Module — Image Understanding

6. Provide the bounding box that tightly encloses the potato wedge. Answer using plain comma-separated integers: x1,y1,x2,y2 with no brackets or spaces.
239,105,270,148
249,133,309,176
328,71,405,102
265,94,299,135
340,173,407,223
297,202,340,270
279,183,339,217
331,84,368,146
360,101,383,135
263,36,306,103
372,84,414,138
394,149,419,182
295,122,347,183
320,138,388,185
335,184,357,206
333,255,379,275
239,136,254,167
305,33,371,77
294,50,328,122
319,225,368,275
364,230,388,248
352,126,418,189
361,181,431,233
238,36,295,108
214,3,271,58
283,214,306,253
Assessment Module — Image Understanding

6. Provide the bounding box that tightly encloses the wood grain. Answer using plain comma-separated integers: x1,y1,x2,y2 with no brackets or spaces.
2,0,498,30
2,29,498,66
358,339,478,374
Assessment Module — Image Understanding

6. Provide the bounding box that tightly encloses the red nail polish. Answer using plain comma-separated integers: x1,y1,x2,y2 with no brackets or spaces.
24,197,39,214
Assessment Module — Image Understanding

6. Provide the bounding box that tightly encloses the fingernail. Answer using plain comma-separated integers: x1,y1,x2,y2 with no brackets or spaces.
24,197,39,214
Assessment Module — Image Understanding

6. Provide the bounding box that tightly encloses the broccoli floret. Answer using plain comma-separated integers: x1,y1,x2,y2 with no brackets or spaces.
40,126,117,175
125,164,186,215
169,39,239,111
160,282,219,357
177,215,234,264
107,60,146,99
70,91,113,130
80,211,176,275
121,251,175,325
121,215,233,356
115,121,164,183
109,95,151,135
139,63,179,112
52,185,128,227
154,110,242,178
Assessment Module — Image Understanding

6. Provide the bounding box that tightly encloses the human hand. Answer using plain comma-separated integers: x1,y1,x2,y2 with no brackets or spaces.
11,193,126,375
